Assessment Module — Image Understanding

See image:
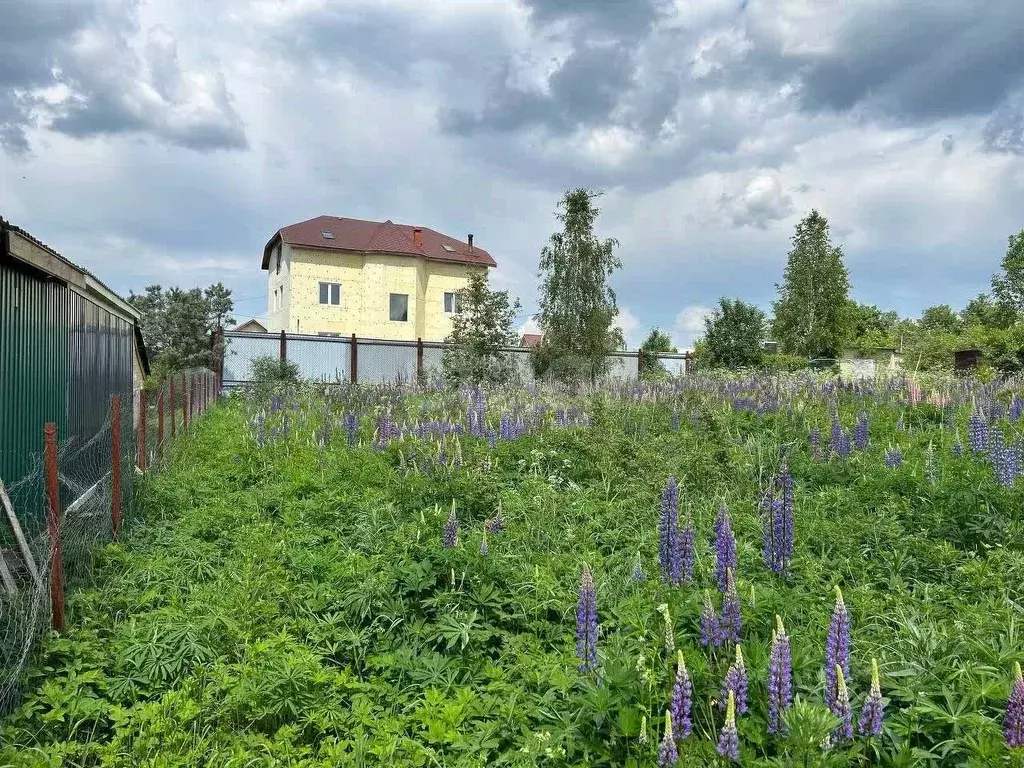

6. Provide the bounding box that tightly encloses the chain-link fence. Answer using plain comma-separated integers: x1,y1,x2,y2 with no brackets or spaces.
221,331,693,387
0,369,216,713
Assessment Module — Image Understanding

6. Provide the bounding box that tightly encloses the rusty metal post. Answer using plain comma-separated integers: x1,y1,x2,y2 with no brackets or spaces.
169,376,176,439
137,390,147,471
417,338,424,381
637,349,644,376
43,423,65,632
182,374,189,431
214,326,224,397
157,390,165,462
350,334,358,384
279,329,287,361
111,396,122,539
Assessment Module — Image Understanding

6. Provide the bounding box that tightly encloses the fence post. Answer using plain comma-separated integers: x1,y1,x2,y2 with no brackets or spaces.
214,326,224,397
157,390,165,462
43,423,65,632
637,349,644,376
111,396,122,539
279,330,287,362
137,390,147,471
169,376,176,439
417,338,424,380
182,374,189,431
350,333,358,384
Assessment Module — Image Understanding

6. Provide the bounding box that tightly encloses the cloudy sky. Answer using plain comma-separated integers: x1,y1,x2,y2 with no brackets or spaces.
2,0,1023,348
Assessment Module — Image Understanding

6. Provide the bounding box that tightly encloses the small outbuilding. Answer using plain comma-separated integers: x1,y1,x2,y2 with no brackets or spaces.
232,318,269,333
839,347,903,380
954,348,983,372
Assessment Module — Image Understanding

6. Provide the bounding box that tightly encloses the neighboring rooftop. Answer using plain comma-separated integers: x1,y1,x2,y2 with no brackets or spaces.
262,215,496,270
520,333,543,348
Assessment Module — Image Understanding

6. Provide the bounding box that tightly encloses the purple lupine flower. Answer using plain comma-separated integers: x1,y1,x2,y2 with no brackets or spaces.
479,529,489,557
700,590,718,648
830,665,854,743
767,616,793,735
658,711,678,768
924,443,938,484
829,417,843,457
659,478,681,585
575,564,598,674
763,463,795,574
895,416,904,432
442,505,459,548
858,658,885,737
1006,662,1024,748
1012,397,1024,423
810,426,821,461
714,504,738,592
344,412,357,446
883,447,903,469
670,650,693,741
719,568,741,645
835,431,852,459
632,553,647,582
716,690,740,762
486,509,504,533
854,412,869,450
952,435,963,457
825,586,851,711
968,413,988,453
718,645,748,714
678,517,695,584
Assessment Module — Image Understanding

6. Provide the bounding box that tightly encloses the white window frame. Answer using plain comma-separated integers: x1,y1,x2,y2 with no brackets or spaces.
443,291,461,314
389,293,409,322
319,282,342,306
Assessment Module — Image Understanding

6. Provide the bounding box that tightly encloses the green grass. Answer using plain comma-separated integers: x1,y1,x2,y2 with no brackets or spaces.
2,382,1024,766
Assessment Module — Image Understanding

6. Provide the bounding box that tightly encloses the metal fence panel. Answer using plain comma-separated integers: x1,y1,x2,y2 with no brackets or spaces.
222,333,279,385
603,354,635,381
655,354,689,376
422,344,445,379
290,337,350,382
358,341,417,384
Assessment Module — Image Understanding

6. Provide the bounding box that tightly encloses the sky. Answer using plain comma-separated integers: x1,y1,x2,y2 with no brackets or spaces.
2,0,1023,350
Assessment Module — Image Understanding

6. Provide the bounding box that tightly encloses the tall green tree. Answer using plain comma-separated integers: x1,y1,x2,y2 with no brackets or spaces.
961,292,1016,329
441,270,520,385
639,327,677,378
128,283,234,375
534,188,622,383
772,210,851,358
991,228,1024,320
919,304,961,334
701,298,766,368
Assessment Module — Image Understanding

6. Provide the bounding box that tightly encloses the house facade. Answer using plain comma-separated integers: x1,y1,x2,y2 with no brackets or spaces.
262,216,496,341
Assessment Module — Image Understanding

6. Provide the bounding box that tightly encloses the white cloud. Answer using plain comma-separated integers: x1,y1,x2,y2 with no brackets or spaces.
672,305,714,350
517,315,542,337
614,305,642,348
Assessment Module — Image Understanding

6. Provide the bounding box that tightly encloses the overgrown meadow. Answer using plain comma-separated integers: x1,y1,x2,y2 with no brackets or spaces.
3,374,1024,766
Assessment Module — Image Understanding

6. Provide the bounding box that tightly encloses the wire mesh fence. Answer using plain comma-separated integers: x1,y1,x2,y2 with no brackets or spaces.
0,369,216,713
221,330,693,387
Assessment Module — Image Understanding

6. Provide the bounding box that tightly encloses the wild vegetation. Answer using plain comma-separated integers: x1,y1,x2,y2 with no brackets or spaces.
2,373,1024,766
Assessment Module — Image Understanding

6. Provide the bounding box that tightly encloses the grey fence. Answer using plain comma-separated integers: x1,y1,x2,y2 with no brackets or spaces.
221,331,692,387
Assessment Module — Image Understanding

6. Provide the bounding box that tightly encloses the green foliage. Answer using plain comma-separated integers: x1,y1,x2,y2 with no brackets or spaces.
759,353,808,372
442,270,520,386
129,283,235,377
4,378,1024,766
961,293,1016,330
919,304,961,334
535,188,623,384
773,210,851,358
991,229,1024,320
638,328,676,379
701,297,766,368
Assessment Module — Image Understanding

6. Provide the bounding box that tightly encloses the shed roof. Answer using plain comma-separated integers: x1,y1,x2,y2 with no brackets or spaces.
262,215,496,270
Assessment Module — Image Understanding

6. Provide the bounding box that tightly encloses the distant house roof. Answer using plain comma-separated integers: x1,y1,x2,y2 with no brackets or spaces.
262,215,497,270
232,318,268,333
520,333,543,348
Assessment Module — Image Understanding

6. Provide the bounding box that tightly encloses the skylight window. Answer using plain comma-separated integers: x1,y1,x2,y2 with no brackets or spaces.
320,230,335,239
441,243,456,252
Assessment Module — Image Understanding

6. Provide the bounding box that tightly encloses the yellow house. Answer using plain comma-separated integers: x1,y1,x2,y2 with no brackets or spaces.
261,215,496,341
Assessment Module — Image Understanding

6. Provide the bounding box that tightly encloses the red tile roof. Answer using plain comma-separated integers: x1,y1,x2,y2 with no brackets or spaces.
262,215,496,269
520,333,543,348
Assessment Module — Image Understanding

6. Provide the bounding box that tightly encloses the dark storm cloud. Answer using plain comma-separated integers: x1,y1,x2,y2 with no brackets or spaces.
0,0,246,154
983,98,1024,155
789,3,1024,122
521,0,663,39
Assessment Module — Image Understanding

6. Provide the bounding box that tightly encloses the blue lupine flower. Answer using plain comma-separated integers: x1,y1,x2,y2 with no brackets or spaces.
716,691,740,762
809,426,821,461
714,505,738,592
659,478,681,585
679,517,695,584
767,616,793,735
854,412,869,450
658,711,678,767
670,650,693,741
344,412,358,446
719,568,741,645
831,666,854,743
858,658,885,737
884,447,903,469
576,564,598,674
442,505,459,548
952,435,963,457
631,553,647,582
479,529,489,557
700,590,718,648
719,645,748,715
1005,661,1024,748
968,413,988,452
486,509,505,533
825,587,851,712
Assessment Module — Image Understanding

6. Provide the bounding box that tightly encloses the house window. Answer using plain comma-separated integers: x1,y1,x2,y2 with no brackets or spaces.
389,293,409,322
443,292,461,314
319,282,341,306
275,245,282,275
